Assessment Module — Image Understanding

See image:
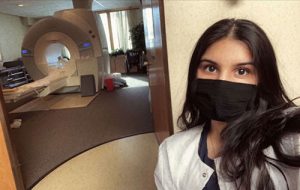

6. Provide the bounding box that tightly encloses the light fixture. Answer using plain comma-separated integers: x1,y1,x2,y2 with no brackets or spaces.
94,0,104,8
17,4,24,7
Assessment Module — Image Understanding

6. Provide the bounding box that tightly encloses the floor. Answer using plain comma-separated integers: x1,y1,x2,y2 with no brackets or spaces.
10,73,159,190
121,74,149,88
10,93,98,113
32,133,159,190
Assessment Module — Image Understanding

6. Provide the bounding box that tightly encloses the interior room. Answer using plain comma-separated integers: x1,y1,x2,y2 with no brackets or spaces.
0,0,161,189
2,0,300,190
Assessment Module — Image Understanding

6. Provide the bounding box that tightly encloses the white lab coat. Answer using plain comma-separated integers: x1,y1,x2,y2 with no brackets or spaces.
154,126,300,190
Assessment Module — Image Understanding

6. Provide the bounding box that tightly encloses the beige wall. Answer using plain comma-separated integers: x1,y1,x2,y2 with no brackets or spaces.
164,0,300,132
0,13,28,64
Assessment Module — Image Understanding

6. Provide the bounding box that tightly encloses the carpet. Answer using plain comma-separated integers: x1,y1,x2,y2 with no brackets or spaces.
9,74,153,189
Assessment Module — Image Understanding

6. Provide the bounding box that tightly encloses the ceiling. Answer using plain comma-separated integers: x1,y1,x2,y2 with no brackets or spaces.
0,0,141,18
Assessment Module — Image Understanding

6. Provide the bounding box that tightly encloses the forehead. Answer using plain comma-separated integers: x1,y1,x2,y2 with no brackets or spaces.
201,37,253,65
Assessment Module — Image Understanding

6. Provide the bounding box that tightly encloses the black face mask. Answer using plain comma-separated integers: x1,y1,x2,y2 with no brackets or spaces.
191,79,258,122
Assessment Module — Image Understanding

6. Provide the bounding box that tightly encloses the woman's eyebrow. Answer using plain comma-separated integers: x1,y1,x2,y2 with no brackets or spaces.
236,62,254,66
200,59,254,66
200,59,218,65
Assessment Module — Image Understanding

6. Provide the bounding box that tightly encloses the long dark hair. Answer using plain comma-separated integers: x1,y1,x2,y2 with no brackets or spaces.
178,18,300,189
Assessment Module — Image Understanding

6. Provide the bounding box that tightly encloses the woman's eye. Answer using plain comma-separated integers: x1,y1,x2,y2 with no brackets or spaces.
205,65,217,72
237,68,250,75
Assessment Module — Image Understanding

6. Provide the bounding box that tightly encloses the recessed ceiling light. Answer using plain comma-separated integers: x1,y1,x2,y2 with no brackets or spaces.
17,4,24,7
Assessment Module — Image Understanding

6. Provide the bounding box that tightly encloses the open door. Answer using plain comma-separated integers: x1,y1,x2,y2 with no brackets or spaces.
0,86,24,190
142,0,173,143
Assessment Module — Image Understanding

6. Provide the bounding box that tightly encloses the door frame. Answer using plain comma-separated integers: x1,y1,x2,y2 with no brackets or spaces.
0,87,24,190
142,0,174,143
0,1,174,188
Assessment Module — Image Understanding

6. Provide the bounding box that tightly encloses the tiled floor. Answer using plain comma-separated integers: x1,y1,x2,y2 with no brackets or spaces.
32,133,159,190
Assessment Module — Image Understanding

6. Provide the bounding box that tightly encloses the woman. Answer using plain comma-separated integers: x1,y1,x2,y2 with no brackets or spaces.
154,18,300,190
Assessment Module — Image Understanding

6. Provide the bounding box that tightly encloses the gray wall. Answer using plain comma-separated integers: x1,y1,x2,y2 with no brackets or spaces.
0,13,28,65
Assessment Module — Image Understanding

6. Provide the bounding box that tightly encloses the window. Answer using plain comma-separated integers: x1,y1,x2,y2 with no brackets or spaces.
99,13,112,52
99,10,133,53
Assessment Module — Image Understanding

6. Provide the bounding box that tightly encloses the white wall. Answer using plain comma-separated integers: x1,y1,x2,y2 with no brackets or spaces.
0,13,28,65
164,0,300,132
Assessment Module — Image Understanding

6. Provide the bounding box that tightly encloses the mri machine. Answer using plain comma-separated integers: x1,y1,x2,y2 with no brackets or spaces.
3,7,109,102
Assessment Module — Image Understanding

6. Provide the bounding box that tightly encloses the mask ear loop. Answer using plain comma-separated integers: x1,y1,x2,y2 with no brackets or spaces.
190,79,199,96
245,89,266,114
250,85,268,114
256,97,268,114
